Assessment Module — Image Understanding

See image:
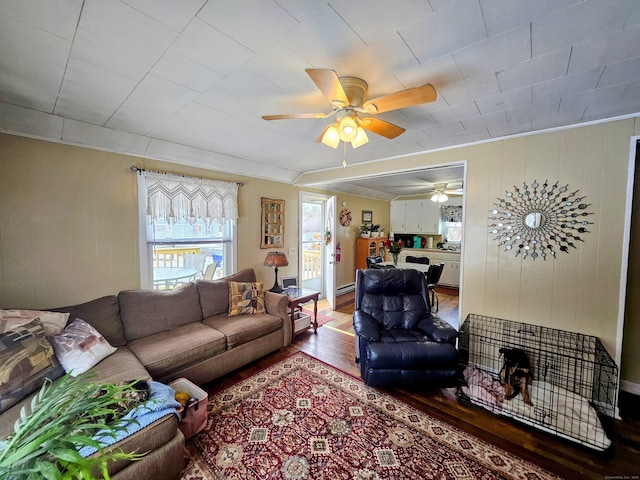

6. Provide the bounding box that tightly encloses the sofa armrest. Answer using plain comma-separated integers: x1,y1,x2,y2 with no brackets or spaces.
264,291,292,346
353,310,381,342
418,315,458,344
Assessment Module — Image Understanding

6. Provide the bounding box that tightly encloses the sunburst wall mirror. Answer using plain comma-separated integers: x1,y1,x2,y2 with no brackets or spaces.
488,180,594,260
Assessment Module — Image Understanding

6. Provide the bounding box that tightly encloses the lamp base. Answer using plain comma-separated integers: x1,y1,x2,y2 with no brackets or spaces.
269,267,283,293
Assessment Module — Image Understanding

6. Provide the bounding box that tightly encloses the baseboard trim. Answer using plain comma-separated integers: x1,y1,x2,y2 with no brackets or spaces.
620,379,640,395
337,283,355,295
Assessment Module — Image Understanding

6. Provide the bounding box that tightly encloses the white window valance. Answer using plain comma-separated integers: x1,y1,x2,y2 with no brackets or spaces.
440,205,463,223
142,171,238,224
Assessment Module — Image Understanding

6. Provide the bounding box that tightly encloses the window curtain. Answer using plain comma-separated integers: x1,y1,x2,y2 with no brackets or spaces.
142,171,238,236
136,170,238,286
440,205,463,223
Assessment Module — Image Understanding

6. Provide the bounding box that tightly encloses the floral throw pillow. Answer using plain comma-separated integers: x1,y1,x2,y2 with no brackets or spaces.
0,319,65,413
228,281,266,316
50,318,117,376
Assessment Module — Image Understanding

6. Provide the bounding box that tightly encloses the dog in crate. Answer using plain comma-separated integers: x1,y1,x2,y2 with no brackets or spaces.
499,347,533,405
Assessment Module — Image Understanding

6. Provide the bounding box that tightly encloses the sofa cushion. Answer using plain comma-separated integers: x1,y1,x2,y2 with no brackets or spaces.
203,312,282,349
51,295,127,346
228,281,265,316
0,319,64,414
197,268,257,318
88,346,150,384
1,309,69,337
127,322,226,379
119,283,203,341
50,318,117,376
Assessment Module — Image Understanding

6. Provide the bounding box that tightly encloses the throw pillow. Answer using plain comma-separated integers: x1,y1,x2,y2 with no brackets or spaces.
1,309,69,337
228,281,266,316
50,318,117,376
0,319,65,413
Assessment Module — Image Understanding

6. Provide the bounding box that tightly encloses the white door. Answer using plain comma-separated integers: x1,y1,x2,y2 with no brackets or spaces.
325,195,337,310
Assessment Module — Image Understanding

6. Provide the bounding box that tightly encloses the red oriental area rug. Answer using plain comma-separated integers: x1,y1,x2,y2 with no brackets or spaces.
181,353,559,480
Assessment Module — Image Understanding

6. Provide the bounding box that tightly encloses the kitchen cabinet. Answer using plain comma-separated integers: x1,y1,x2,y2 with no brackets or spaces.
390,200,440,234
429,252,460,287
356,237,388,270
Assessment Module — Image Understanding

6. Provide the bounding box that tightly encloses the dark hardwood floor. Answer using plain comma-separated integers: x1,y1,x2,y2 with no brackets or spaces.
204,289,640,480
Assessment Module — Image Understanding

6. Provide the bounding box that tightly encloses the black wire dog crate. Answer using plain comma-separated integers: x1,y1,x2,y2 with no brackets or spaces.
457,314,618,451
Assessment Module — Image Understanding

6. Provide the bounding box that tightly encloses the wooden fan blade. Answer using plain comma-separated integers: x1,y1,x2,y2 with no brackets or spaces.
359,117,405,139
305,68,349,108
363,83,436,114
262,112,332,120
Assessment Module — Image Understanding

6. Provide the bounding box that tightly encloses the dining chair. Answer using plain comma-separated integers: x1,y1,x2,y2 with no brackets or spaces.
203,262,218,280
425,263,445,313
405,255,430,264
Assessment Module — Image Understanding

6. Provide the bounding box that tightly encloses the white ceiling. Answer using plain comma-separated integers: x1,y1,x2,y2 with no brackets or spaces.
1,0,639,199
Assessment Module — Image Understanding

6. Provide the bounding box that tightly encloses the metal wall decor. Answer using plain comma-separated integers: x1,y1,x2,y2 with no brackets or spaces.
488,180,594,260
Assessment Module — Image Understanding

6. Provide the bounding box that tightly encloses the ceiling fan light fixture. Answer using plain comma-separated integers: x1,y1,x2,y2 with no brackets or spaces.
321,123,340,148
338,114,358,142
431,192,448,203
431,183,448,203
351,127,369,148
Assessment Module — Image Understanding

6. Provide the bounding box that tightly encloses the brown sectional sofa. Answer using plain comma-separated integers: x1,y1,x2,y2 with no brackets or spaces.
0,268,291,480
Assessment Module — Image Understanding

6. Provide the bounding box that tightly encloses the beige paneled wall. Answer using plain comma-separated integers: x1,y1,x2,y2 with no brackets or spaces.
299,118,637,375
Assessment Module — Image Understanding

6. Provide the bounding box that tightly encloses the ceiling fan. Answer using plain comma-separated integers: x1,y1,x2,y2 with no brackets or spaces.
428,183,463,202
262,68,437,150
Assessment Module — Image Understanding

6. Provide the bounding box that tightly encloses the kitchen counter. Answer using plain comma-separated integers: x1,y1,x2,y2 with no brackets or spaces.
403,248,460,255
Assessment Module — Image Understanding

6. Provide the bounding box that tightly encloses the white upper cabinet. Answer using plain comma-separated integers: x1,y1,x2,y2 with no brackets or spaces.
390,199,440,234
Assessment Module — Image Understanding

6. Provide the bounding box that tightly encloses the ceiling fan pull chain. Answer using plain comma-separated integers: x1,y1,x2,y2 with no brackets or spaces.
342,142,347,168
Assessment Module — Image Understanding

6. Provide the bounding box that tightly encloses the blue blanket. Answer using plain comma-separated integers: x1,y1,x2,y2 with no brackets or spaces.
79,381,181,457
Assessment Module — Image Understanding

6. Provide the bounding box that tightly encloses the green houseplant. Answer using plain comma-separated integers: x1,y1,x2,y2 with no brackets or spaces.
359,223,371,238
0,373,144,480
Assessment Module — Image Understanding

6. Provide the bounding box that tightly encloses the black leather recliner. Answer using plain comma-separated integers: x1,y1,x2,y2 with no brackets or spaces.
353,268,458,387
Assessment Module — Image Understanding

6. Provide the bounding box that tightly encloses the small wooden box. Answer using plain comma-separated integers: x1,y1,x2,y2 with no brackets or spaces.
293,311,311,333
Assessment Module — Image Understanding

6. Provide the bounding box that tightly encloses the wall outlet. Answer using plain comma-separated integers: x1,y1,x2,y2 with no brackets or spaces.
288,247,296,255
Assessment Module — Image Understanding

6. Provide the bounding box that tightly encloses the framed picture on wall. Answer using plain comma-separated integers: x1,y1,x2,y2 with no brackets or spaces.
362,210,373,223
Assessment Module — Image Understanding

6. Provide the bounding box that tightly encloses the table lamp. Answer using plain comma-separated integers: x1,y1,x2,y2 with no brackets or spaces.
264,251,289,293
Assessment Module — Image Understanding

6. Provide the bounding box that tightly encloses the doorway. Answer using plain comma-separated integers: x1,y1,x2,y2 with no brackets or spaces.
299,192,337,309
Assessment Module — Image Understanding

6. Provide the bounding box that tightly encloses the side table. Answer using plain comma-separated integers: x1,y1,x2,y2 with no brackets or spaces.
284,287,319,340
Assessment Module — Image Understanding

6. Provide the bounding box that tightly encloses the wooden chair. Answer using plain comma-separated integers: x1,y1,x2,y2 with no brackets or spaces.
405,255,430,264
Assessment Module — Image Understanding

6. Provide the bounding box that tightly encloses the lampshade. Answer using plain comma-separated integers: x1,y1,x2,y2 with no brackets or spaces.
351,126,369,148
264,251,289,293
264,251,289,267
338,114,358,142
320,123,340,149
431,192,448,203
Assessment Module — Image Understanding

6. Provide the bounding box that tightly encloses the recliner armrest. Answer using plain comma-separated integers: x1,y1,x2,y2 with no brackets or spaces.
353,310,381,342
418,315,458,343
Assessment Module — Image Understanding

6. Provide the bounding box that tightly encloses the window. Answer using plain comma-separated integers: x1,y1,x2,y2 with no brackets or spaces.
440,205,463,245
443,221,463,244
136,171,238,289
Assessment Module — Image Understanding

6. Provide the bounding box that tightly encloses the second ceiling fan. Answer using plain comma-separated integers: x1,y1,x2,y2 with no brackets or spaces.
262,68,437,149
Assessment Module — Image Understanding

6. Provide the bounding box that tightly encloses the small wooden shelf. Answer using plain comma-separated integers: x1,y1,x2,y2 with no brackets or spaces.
261,197,284,249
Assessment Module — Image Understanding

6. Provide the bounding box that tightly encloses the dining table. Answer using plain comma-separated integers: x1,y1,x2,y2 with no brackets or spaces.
153,267,198,289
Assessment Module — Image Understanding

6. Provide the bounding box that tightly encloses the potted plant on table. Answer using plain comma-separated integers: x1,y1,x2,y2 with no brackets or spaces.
386,239,404,266
359,223,371,238
0,373,144,480
370,224,381,238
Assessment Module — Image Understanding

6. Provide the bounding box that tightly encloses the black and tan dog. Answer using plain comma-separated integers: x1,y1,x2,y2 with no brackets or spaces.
499,347,533,405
